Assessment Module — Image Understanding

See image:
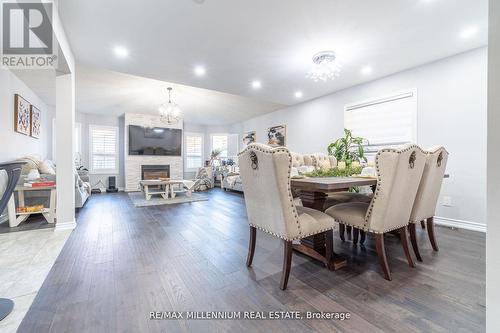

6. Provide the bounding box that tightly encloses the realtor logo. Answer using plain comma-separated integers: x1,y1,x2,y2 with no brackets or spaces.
1,2,56,68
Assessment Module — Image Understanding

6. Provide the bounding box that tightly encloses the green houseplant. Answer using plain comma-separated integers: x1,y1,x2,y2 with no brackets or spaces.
327,128,367,166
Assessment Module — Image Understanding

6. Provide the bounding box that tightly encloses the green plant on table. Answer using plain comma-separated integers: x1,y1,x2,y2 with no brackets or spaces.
306,165,363,178
327,128,367,167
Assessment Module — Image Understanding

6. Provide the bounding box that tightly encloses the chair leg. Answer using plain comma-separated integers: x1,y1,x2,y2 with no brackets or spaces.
374,233,392,281
246,226,256,267
280,240,293,290
399,227,416,268
353,228,359,244
360,230,366,244
420,220,426,229
346,226,352,240
339,223,345,241
427,217,439,251
408,223,422,262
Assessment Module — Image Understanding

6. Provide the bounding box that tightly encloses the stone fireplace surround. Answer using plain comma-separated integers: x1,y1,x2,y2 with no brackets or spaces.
125,113,183,191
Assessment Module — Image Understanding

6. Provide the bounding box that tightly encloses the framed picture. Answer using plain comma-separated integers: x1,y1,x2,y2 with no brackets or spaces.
242,131,256,145
14,94,31,136
267,125,286,147
30,105,41,138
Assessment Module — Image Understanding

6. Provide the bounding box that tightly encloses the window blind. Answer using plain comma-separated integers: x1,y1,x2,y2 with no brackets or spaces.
90,126,118,172
344,90,417,153
186,134,203,169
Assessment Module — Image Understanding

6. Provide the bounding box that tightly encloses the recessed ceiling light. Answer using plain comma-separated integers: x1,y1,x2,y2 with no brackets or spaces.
194,65,206,76
459,26,479,39
361,66,373,75
113,46,129,58
294,91,303,98
251,80,262,89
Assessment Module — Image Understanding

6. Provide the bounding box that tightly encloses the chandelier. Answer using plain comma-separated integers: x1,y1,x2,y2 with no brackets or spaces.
159,87,182,124
306,51,342,82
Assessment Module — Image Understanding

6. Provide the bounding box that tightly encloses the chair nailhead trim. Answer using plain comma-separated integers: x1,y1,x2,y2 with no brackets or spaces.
364,144,426,232
239,144,303,239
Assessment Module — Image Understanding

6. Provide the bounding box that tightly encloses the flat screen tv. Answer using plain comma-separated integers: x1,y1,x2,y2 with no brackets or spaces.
128,125,182,156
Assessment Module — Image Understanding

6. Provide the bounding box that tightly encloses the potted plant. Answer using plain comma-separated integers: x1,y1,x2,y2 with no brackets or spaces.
327,128,368,167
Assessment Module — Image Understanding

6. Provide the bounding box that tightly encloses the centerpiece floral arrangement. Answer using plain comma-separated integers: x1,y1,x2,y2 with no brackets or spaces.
306,129,368,180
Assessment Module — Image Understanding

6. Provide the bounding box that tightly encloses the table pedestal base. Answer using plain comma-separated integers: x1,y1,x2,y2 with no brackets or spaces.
295,190,347,270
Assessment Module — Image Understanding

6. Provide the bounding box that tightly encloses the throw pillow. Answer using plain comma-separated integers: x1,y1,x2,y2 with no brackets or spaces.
39,160,56,175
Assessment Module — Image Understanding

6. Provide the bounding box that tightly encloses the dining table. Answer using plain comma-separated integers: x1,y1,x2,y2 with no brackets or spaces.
290,176,378,271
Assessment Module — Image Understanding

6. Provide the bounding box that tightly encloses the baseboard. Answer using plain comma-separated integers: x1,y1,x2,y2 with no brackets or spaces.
55,219,77,231
434,216,486,233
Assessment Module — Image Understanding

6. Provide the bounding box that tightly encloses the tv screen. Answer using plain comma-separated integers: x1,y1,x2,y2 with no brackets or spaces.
128,125,182,156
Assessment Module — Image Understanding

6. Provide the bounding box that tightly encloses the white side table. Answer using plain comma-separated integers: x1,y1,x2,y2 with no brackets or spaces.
7,185,57,227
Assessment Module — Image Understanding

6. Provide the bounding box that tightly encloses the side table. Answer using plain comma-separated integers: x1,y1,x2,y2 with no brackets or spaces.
7,185,57,227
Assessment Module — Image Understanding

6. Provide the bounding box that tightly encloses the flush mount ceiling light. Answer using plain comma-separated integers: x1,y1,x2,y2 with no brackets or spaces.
113,46,128,58
159,87,182,125
251,80,262,89
306,51,342,82
194,65,206,76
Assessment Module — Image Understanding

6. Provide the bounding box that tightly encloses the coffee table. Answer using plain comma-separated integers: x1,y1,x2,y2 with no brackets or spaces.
139,179,195,200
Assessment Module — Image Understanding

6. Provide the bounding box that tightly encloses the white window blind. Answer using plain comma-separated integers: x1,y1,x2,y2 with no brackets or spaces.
344,90,417,153
185,133,203,170
90,125,118,173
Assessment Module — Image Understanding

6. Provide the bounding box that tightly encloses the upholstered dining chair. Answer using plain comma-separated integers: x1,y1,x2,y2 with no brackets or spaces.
325,144,426,280
238,143,338,290
408,146,449,261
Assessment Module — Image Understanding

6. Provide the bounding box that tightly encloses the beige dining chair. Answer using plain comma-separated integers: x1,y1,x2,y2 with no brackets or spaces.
325,144,426,280
408,146,449,261
238,143,338,290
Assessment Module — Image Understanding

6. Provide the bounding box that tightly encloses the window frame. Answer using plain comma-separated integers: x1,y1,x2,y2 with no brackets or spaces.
89,124,119,175
184,132,204,172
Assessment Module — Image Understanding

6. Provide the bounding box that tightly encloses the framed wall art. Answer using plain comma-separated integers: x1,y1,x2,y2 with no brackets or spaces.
30,105,41,138
14,94,31,136
267,125,286,147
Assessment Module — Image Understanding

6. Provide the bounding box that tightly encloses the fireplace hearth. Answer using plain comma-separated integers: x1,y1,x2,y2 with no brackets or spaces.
141,165,170,180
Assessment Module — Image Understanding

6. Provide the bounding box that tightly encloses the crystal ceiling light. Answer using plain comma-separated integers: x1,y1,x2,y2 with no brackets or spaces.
306,51,342,82
159,87,182,125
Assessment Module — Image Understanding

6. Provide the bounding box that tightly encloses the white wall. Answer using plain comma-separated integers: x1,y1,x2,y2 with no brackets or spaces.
486,0,500,329
235,47,488,228
0,69,54,162
75,112,125,189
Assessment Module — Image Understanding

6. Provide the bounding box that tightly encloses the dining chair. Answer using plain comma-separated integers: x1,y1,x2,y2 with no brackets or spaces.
238,143,338,290
408,146,449,261
325,144,426,280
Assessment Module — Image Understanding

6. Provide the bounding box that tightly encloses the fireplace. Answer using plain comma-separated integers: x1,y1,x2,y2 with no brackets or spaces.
141,165,170,180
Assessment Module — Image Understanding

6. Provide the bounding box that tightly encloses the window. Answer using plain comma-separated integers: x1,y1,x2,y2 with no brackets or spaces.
89,125,119,174
344,90,417,154
185,133,203,170
211,134,228,159
211,134,239,160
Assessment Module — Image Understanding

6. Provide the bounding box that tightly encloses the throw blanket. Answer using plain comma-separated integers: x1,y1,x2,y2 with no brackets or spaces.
193,167,213,191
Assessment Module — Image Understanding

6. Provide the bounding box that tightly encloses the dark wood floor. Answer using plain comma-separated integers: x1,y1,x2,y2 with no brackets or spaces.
19,189,485,332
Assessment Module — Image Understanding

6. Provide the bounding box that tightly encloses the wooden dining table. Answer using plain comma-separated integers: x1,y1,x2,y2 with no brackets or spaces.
290,176,378,271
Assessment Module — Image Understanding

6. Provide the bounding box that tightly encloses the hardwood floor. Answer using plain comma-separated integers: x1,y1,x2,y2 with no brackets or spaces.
19,189,485,332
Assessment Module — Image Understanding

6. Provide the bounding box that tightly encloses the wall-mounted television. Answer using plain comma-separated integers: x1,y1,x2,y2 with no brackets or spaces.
128,125,182,156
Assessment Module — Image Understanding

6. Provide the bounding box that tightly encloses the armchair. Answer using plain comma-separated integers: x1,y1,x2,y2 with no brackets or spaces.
408,146,449,261
325,144,426,280
238,144,337,290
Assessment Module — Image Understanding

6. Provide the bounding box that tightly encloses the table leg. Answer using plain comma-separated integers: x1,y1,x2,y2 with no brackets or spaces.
18,189,25,207
294,190,347,270
48,188,56,224
144,185,151,200
7,194,16,227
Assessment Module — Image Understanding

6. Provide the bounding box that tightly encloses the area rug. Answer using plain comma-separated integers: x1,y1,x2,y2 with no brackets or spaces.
128,191,208,207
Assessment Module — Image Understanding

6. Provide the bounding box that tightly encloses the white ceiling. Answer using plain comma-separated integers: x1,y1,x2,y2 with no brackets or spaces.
59,0,488,108
74,66,282,124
